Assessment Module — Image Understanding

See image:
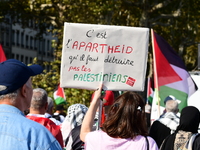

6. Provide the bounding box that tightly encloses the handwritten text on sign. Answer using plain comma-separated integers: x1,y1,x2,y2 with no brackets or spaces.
60,23,149,91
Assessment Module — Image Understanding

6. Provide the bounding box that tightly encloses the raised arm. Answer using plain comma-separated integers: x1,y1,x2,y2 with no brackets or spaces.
80,84,103,142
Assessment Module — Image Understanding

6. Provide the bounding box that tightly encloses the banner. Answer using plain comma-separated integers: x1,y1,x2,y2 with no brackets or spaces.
60,23,149,91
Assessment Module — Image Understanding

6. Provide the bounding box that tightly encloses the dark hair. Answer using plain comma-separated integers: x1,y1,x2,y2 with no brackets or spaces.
102,91,148,139
56,105,64,110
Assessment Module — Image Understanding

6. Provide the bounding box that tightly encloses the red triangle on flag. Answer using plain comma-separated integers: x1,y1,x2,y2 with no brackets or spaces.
147,77,153,96
152,31,182,87
56,84,65,99
0,44,6,62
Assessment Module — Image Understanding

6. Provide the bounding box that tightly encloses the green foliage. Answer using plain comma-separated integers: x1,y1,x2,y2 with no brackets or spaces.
30,57,94,107
1,0,200,106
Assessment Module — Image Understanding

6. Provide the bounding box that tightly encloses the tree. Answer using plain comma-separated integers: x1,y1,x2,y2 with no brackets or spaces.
0,0,199,107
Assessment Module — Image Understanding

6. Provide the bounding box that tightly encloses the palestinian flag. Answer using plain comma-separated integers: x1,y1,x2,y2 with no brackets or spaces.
147,77,154,104
151,30,197,120
0,44,6,62
53,84,67,105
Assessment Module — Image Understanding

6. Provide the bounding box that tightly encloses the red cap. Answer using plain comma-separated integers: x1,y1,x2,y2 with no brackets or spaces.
91,90,114,106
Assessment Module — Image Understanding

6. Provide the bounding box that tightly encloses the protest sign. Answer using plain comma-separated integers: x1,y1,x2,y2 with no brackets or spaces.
60,22,149,91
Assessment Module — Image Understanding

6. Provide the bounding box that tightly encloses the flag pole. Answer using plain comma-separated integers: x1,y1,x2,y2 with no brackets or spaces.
97,100,103,130
151,29,161,117
146,77,150,104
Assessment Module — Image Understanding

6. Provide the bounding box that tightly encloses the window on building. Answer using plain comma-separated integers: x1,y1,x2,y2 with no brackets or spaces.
16,54,19,60
1,27,5,45
25,56,28,64
5,18,10,24
39,40,43,54
34,38,37,50
30,36,33,49
21,55,24,62
5,52,8,58
30,57,33,63
26,35,29,49
12,53,15,58
43,39,46,55
16,30,19,46
6,28,9,46
12,30,15,45
21,32,24,48
30,20,33,28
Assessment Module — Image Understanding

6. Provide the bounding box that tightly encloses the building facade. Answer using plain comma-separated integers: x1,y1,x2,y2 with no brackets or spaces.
0,17,56,65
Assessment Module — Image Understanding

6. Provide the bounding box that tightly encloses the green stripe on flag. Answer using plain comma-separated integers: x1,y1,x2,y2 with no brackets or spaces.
55,97,67,105
147,96,153,104
159,85,188,111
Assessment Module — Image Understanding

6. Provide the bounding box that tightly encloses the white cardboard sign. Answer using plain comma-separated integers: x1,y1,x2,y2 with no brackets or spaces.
60,22,149,91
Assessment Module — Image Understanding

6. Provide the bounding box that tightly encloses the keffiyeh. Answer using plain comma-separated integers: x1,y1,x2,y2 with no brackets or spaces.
61,104,88,143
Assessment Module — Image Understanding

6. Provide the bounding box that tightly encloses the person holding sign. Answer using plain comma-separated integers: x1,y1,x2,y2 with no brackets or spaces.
80,84,158,150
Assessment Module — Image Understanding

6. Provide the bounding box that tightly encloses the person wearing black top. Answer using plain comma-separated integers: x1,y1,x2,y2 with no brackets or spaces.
149,97,179,148
65,126,84,150
160,106,200,150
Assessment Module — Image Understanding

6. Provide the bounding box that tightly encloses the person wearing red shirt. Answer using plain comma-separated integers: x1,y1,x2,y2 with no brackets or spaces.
26,88,64,148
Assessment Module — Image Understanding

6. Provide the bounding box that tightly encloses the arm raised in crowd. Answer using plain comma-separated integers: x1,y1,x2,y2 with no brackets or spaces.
80,84,103,142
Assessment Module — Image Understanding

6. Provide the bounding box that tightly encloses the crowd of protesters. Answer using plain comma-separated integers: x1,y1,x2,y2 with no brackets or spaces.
0,59,200,150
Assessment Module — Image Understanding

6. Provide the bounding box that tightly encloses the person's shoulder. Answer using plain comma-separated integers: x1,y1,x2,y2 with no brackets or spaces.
27,115,51,124
86,130,104,138
193,133,200,149
28,116,61,130
146,136,157,142
151,120,167,129
151,120,171,132
21,116,58,139
49,117,61,125
24,116,50,129
151,120,160,125
145,136,159,150
152,120,170,128
136,135,155,141
134,136,158,147
194,133,200,141
25,117,60,141
87,130,101,134
2,110,49,133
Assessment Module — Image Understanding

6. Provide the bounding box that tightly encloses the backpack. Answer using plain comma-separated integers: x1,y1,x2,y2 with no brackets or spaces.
178,133,199,150
52,114,61,121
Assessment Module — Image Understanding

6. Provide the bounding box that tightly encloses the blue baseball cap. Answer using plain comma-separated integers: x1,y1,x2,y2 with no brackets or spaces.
0,59,43,95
